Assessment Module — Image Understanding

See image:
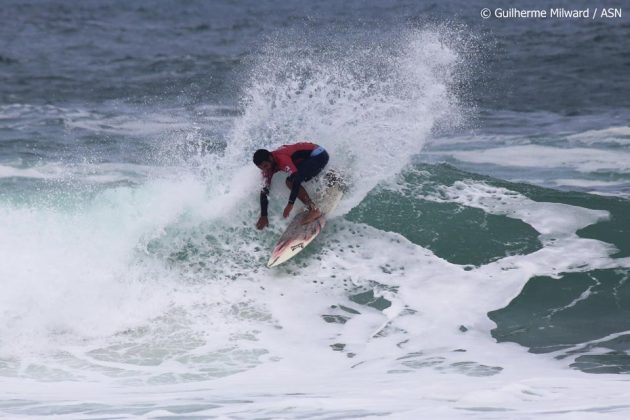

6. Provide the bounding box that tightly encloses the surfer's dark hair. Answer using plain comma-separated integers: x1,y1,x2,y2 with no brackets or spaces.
253,149,271,165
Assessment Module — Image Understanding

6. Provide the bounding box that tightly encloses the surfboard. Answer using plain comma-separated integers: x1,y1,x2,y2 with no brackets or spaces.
267,184,344,268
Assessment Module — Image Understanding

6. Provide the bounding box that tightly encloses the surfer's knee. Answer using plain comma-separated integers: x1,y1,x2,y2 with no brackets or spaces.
286,173,301,189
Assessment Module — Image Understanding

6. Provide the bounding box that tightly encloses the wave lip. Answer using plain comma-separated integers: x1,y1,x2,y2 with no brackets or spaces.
224,25,472,215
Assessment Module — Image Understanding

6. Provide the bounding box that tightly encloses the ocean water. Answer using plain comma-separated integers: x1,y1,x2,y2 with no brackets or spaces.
1,0,629,418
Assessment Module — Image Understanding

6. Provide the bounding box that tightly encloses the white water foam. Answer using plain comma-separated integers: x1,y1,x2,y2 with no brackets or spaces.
1,191,628,418
438,145,630,174
567,125,630,146
3,27,630,419
0,162,160,183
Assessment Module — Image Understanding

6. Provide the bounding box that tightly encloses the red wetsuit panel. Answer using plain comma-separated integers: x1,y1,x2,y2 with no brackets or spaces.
262,142,318,187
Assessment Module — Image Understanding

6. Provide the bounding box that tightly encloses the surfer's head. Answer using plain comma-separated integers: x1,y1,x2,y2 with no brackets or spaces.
253,149,273,171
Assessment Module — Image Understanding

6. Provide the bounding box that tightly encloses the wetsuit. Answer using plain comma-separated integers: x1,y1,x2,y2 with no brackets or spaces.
260,142,329,216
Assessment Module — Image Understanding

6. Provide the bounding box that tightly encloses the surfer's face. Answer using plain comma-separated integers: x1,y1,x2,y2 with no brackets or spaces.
257,160,273,171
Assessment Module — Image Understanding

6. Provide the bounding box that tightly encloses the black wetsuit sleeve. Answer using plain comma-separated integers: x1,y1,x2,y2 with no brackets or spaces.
288,173,303,204
260,187,269,217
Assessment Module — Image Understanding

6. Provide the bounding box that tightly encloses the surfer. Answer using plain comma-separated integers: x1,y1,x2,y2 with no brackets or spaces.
253,142,329,230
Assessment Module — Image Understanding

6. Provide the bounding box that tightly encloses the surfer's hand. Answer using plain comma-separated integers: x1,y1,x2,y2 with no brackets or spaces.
256,216,269,230
283,203,293,218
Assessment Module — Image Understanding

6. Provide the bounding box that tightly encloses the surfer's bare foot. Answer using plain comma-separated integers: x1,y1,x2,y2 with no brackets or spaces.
302,208,322,224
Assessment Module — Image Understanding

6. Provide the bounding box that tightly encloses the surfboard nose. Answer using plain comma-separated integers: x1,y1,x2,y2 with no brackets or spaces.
266,185,342,268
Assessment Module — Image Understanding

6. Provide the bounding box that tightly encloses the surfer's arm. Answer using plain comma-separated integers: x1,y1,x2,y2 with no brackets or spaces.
259,169,274,217
287,173,302,205
256,187,270,230
260,187,270,217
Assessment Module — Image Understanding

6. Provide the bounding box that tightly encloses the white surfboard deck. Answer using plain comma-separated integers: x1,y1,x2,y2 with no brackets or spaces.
267,185,343,268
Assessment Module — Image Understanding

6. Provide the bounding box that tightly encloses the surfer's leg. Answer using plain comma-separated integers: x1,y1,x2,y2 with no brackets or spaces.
285,178,321,223
297,151,329,185
289,151,329,223
285,177,315,208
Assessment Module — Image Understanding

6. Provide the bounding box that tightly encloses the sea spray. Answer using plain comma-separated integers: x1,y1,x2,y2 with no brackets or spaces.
224,26,471,214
